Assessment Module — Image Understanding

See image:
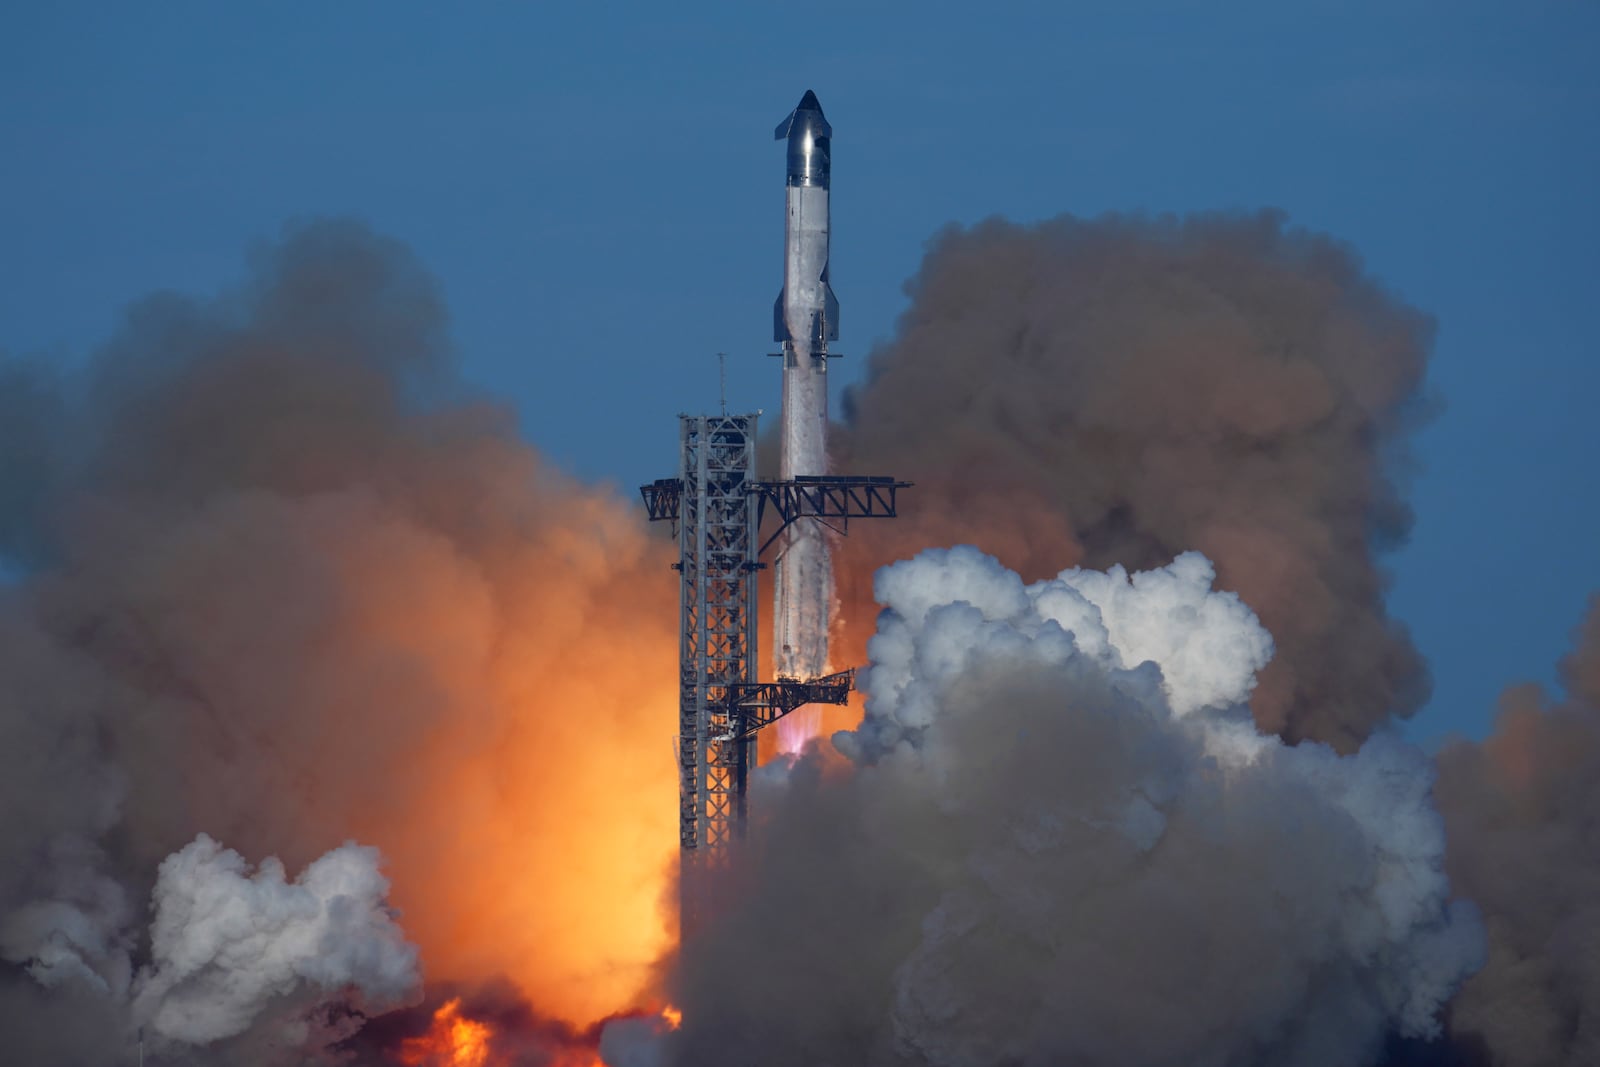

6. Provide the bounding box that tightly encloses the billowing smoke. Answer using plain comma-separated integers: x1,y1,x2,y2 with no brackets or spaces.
832,211,1433,752
1434,596,1600,1066
3,825,418,1054
130,835,418,1046
0,207,1577,1066
668,547,1483,1067
0,220,681,1063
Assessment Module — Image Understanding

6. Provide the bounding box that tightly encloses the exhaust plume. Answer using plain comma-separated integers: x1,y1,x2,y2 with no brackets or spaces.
833,211,1434,751
1435,595,1600,1066
350,977,635,1067
668,547,1482,1067
0,220,680,1061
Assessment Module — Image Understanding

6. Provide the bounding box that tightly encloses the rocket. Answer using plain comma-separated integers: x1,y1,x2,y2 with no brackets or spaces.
774,90,839,356
772,90,836,685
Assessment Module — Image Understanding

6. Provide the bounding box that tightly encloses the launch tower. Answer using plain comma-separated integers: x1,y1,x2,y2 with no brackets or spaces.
642,417,906,928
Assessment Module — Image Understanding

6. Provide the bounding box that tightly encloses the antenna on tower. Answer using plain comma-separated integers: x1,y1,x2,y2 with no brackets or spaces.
718,352,727,414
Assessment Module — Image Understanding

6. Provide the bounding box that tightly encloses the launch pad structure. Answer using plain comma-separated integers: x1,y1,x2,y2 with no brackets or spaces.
641,415,906,926
640,89,905,931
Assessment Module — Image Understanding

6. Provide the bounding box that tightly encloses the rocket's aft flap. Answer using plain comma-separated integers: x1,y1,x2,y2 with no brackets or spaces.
824,283,839,341
774,289,789,342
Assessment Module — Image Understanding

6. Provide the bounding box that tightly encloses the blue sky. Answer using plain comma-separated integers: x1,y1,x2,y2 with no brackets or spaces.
2,2,1595,742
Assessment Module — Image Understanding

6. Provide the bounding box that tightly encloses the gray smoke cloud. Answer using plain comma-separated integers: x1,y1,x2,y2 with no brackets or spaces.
0,223,439,1064
667,547,1482,1067
833,211,1434,752
0,219,680,1064
0,824,419,1064
1434,596,1600,1066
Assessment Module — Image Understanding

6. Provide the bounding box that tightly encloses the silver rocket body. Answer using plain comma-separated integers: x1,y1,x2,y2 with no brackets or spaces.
772,90,837,685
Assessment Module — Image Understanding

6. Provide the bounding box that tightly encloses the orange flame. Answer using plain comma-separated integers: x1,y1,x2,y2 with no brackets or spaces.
399,999,492,1067
284,468,684,1026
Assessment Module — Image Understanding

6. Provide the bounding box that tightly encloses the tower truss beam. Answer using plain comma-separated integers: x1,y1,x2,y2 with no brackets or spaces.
717,669,855,742
639,474,911,551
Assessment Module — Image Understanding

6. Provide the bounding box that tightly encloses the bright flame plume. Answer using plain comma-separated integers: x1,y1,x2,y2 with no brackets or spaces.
400,999,491,1067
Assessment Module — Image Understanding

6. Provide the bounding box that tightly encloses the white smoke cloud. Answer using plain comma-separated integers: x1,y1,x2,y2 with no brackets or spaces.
672,547,1484,1067
130,833,420,1046
2,827,419,1059
840,548,1272,764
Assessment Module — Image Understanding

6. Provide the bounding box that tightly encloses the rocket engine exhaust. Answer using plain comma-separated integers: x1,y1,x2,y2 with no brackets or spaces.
772,90,838,717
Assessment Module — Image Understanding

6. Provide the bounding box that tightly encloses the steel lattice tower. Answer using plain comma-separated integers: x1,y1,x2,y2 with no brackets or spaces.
673,413,760,859
643,415,907,930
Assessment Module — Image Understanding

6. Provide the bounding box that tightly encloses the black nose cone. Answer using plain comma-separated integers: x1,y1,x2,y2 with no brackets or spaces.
798,89,823,114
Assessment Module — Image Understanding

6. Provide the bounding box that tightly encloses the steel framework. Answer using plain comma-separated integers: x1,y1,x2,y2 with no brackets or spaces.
662,414,761,864
644,475,910,548
718,670,856,742
643,415,908,929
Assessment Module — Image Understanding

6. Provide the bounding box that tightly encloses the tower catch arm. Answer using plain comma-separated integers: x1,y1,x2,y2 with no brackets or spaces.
715,669,856,742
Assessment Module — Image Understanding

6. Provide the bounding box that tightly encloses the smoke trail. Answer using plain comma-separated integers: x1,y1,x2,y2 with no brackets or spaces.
1434,595,1600,1066
832,211,1433,752
668,547,1482,1067
0,221,681,1062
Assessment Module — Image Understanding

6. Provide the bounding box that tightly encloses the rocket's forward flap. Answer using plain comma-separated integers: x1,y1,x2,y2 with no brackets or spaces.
775,105,832,141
